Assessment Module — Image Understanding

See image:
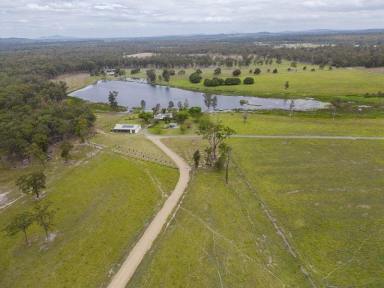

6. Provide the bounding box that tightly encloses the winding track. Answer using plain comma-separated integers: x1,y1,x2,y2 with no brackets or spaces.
107,135,191,288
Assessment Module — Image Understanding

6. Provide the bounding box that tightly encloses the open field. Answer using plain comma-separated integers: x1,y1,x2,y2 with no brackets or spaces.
53,73,101,92
129,62,384,103
129,169,309,287
231,138,384,287
0,143,94,208
214,112,384,136
0,151,178,288
129,137,384,287
143,112,384,137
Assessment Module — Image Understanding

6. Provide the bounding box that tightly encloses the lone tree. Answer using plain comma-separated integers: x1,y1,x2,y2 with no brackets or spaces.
162,69,171,83
27,143,47,166
219,143,232,184
239,99,249,106
60,141,73,162
75,117,89,143
16,171,46,199
193,150,201,169
330,98,343,120
146,69,157,83
168,101,175,110
232,69,241,76
203,94,217,111
242,111,248,124
139,112,153,124
4,211,34,245
198,119,235,166
189,72,202,84
34,202,55,241
214,67,221,75
108,91,118,110
152,103,161,115
140,99,146,111
285,81,290,90
254,68,261,75
289,100,295,117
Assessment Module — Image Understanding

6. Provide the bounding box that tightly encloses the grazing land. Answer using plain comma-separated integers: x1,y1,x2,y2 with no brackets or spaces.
128,136,384,287
129,169,309,287
0,151,178,288
131,62,384,104
214,112,384,136
0,144,94,209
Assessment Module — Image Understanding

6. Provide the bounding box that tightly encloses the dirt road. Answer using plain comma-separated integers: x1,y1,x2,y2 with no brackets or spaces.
107,136,191,288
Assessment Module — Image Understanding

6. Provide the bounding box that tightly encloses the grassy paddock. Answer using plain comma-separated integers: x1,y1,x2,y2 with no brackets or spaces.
229,138,384,287
0,152,178,288
128,62,384,103
129,169,308,287
213,112,384,136
0,143,94,207
130,137,384,287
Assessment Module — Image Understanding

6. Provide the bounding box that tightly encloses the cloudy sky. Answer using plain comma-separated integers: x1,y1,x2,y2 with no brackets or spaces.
1,0,384,38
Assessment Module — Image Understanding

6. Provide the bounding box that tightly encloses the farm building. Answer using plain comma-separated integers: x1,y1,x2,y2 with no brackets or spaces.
112,124,141,134
154,113,173,120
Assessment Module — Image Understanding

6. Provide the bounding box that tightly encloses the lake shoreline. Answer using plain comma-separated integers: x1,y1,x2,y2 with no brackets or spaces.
70,79,329,112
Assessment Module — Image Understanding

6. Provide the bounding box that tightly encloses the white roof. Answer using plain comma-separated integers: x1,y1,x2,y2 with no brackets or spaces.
113,124,141,130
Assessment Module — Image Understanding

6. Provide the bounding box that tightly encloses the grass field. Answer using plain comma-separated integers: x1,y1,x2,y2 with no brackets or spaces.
0,151,178,288
129,62,384,103
129,137,384,287
53,73,101,92
143,112,384,137
129,170,309,287
0,143,94,208
213,112,384,136
230,138,384,287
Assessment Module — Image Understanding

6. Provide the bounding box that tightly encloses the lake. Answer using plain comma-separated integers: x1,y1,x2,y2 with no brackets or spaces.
70,80,328,111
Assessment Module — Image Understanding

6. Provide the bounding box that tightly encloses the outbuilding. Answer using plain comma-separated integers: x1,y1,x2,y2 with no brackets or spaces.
154,113,173,120
112,124,141,134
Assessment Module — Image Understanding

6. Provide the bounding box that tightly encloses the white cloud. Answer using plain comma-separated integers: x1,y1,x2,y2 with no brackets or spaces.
1,0,384,38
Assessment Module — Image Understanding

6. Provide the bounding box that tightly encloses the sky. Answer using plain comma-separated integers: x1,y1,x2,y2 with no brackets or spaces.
1,0,384,38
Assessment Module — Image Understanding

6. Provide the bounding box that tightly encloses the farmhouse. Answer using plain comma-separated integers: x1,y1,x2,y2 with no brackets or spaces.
112,124,141,134
104,68,116,76
154,113,173,120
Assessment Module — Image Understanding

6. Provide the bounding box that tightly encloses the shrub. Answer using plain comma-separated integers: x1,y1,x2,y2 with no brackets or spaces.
243,77,255,85
232,69,241,76
254,68,261,75
189,72,202,83
272,68,278,74
175,110,190,124
214,67,221,75
204,77,224,87
188,107,202,118
130,68,140,74
224,78,241,85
